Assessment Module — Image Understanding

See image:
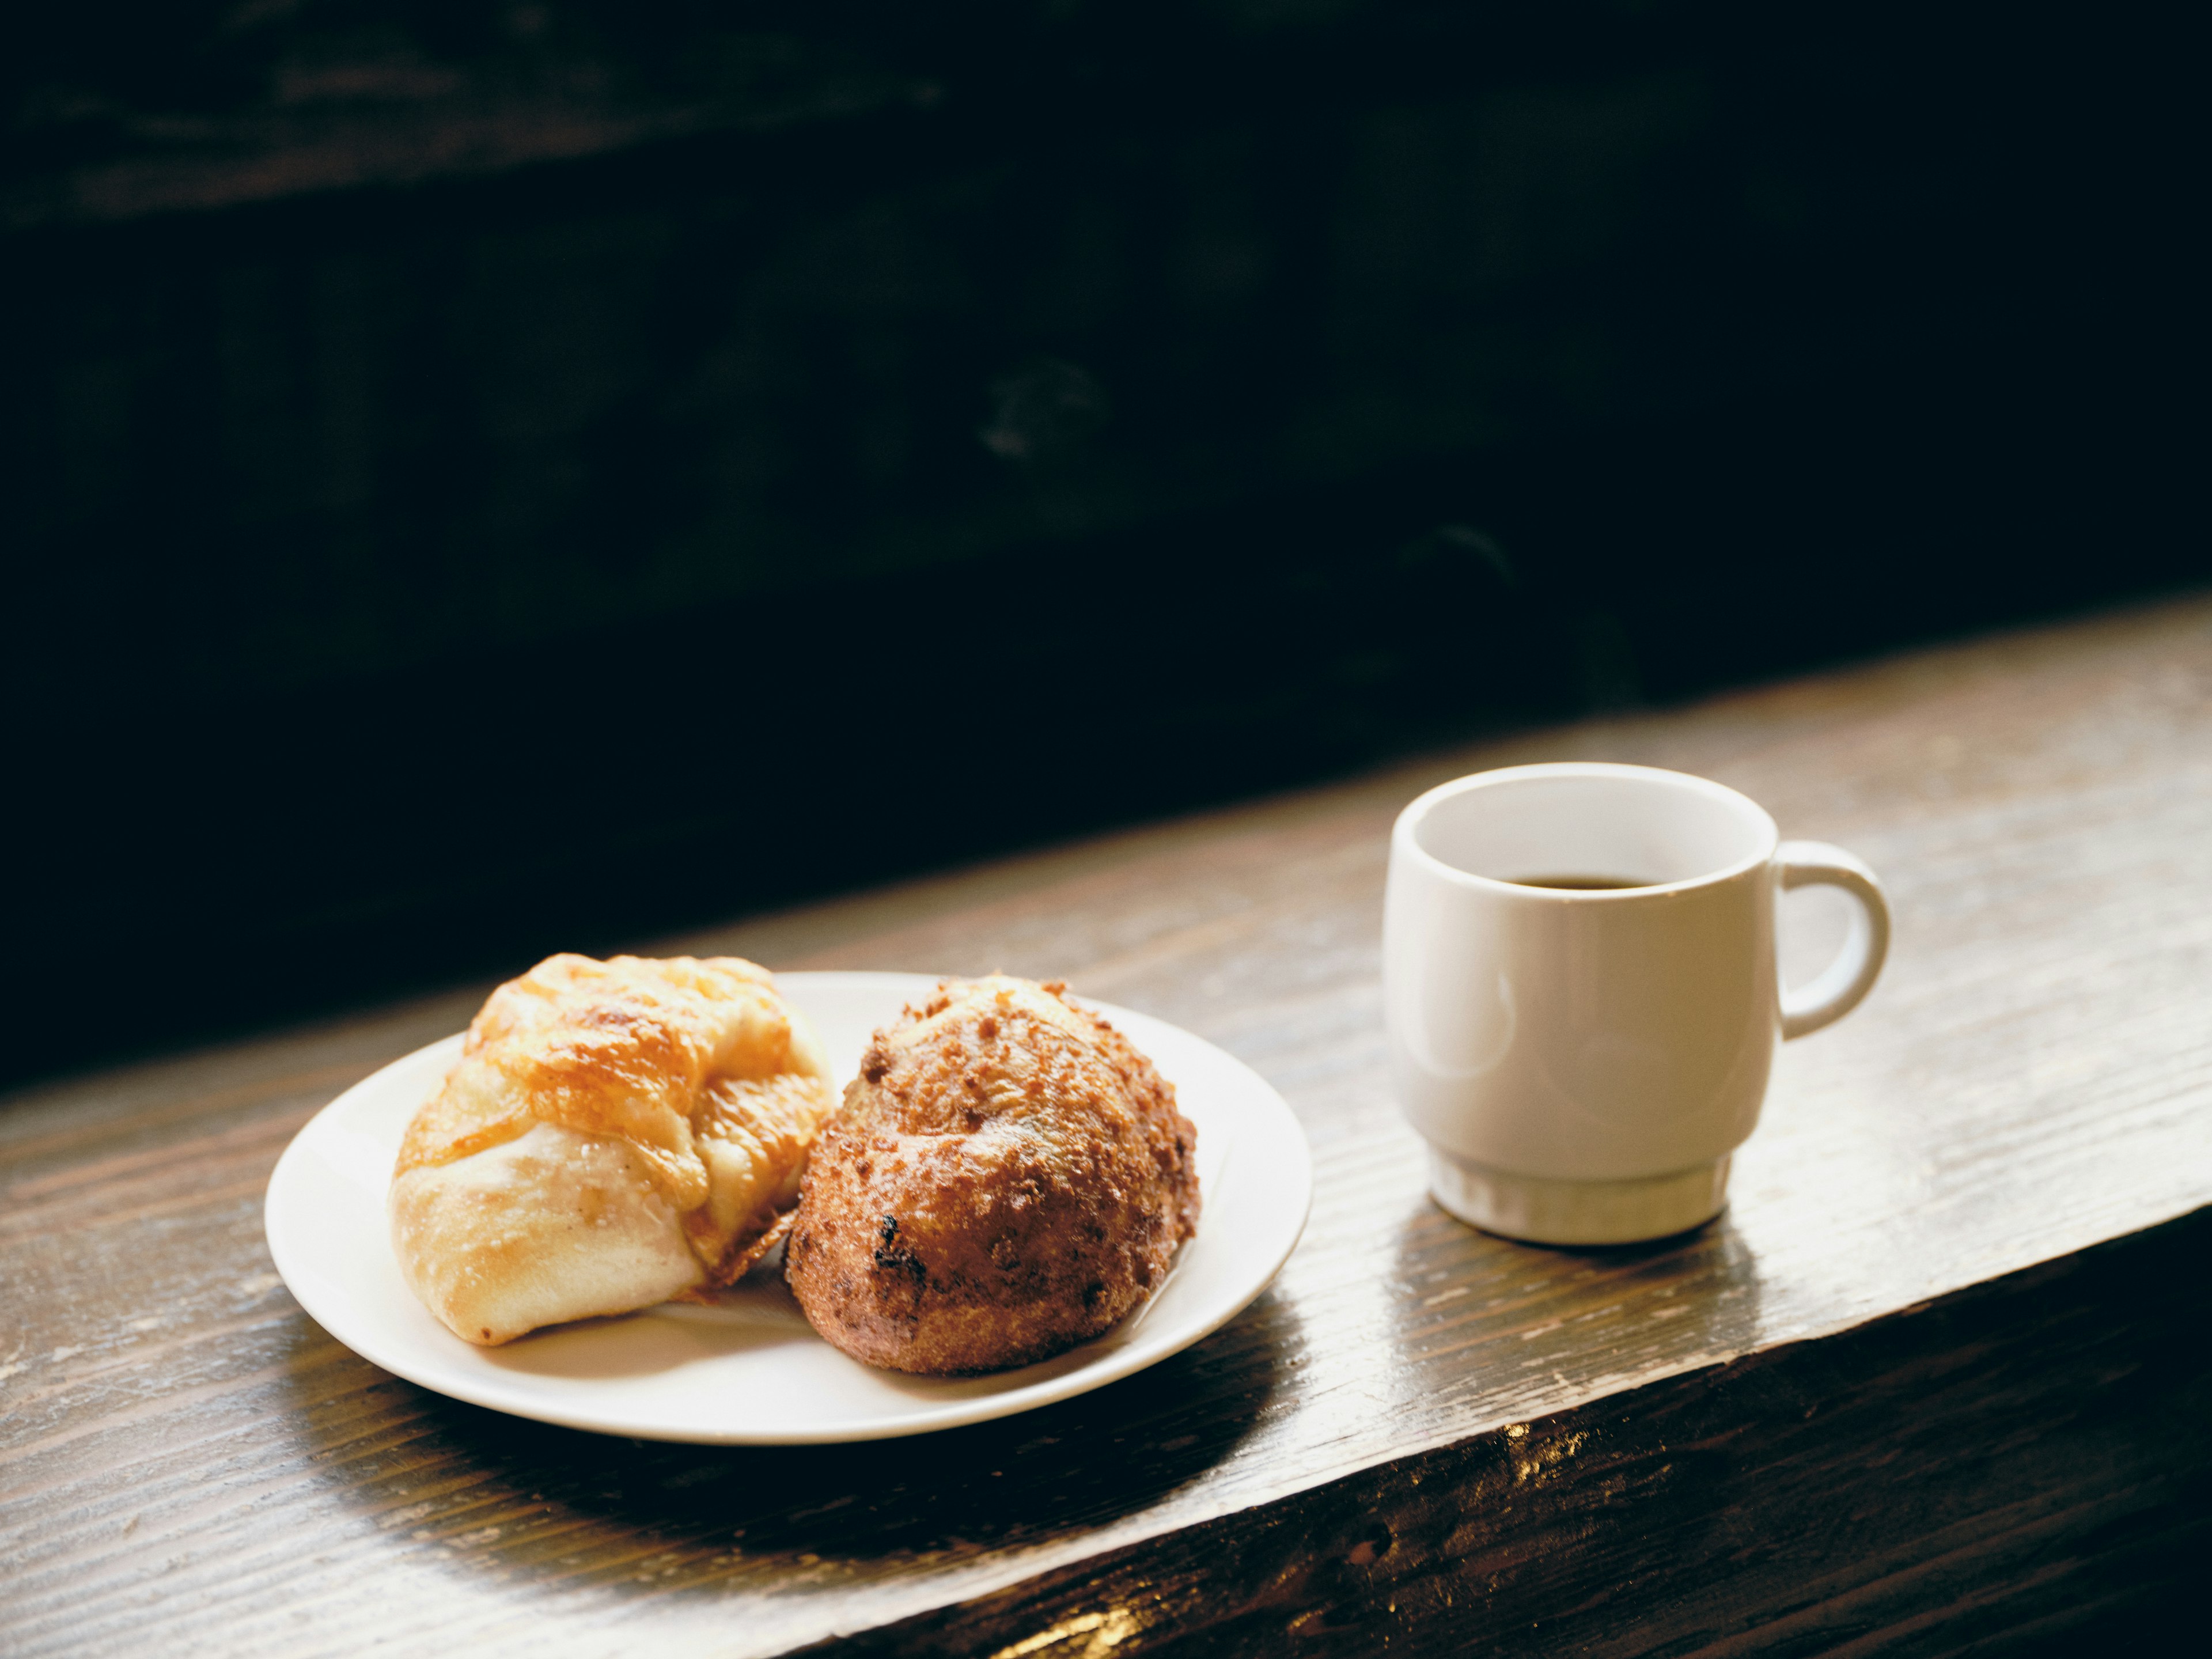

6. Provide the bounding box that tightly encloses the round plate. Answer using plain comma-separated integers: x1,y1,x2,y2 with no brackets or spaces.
264,972,1311,1444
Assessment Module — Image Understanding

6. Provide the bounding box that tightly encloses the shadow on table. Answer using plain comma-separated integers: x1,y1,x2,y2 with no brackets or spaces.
287,1285,1301,1600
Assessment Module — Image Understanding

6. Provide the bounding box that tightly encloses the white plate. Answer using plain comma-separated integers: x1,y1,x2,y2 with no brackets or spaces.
264,972,1311,1444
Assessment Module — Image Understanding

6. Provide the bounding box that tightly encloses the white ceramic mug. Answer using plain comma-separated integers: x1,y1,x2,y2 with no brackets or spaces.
1384,762,1889,1245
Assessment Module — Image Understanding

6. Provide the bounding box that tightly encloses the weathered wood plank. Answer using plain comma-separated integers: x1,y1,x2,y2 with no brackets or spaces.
815,1210,2212,1657
3,594,2209,1656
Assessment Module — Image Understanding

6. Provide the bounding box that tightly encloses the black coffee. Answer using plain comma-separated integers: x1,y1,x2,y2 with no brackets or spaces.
1506,874,1648,891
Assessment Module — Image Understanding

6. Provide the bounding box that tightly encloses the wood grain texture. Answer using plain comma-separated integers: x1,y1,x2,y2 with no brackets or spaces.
809,1209,2212,1657
5,594,2211,1657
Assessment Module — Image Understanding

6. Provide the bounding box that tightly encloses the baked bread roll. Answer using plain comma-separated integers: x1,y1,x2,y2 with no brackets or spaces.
786,975,1200,1374
390,954,835,1346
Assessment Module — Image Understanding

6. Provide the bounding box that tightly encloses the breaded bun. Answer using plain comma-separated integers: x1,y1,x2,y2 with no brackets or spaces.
786,975,1199,1374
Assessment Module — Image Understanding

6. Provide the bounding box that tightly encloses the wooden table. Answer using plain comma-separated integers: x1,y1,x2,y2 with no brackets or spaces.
7,596,2210,1657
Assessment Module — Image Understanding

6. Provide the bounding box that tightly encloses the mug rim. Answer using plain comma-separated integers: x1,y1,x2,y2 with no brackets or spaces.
1393,762,1779,897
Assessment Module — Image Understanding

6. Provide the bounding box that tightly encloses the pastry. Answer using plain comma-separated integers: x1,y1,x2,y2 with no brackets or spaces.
389,953,835,1346
786,975,1200,1374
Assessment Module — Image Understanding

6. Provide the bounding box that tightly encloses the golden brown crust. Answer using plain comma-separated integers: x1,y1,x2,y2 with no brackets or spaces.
395,955,786,1201
785,975,1200,1374
392,955,837,1337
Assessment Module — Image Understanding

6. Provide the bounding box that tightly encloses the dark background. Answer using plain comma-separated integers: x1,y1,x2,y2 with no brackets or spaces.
4,1,2202,1088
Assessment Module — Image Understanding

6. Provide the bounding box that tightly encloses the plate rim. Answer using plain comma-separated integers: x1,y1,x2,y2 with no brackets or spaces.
264,970,1313,1444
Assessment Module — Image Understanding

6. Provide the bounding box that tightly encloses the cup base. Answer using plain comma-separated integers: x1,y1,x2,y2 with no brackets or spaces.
1427,1151,1731,1246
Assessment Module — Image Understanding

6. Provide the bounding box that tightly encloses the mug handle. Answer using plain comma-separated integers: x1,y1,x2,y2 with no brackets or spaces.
1777,840,1891,1040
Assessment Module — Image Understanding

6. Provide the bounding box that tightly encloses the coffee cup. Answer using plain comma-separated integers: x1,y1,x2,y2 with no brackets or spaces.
1384,762,1888,1245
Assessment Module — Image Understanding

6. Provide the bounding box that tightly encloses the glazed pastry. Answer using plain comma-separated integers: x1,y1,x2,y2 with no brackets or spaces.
786,975,1200,1374
390,954,835,1346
